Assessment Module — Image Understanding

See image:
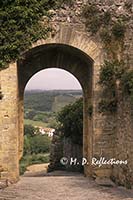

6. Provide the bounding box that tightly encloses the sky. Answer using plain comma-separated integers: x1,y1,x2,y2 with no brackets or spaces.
25,68,82,90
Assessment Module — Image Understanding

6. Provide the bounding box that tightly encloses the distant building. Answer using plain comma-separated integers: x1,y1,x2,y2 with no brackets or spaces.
35,126,55,137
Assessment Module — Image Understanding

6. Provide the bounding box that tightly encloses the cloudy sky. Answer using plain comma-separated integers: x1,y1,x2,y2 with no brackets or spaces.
25,68,82,90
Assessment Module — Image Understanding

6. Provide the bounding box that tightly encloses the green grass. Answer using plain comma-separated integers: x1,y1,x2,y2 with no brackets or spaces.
19,153,50,175
24,119,47,127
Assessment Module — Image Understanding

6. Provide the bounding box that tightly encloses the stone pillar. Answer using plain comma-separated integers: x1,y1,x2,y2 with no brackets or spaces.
0,63,19,183
91,62,115,179
112,87,133,188
83,89,93,176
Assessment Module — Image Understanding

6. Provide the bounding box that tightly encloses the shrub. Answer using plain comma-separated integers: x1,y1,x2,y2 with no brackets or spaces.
24,124,38,137
86,16,102,34
112,21,126,39
30,154,49,164
19,154,50,175
100,28,112,43
82,4,99,18
99,60,125,87
33,113,45,121
103,11,111,25
99,60,133,113
19,155,31,175
98,60,126,114
19,164,27,175
98,99,117,114
23,135,31,156
82,4,102,34
25,110,36,120
121,70,133,96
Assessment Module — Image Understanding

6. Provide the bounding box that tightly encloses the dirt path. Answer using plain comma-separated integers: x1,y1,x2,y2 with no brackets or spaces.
0,171,133,200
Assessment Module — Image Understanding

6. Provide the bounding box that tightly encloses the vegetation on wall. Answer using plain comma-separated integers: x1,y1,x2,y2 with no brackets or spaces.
82,3,126,40
0,0,76,70
0,0,54,69
99,60,133,113
82,1,132,113
121,70,133,97
82,4,102,34
82,2,127,62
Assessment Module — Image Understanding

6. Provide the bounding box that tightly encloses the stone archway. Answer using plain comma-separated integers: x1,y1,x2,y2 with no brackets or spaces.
18,43,94,176
0,24,112,183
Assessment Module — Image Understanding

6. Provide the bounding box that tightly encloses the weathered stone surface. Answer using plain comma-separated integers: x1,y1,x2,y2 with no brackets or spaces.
48,131,64,172
0,180,8,189
95,177,116,187
48,131,83,172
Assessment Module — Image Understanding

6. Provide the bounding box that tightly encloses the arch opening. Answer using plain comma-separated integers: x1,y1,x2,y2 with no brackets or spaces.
23,68,84,174
17,43,94,177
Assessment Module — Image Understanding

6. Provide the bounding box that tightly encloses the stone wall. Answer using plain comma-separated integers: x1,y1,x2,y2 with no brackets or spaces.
0,64,19,183
48,131,83,173
112,94,133,188
48,131,64,171
63,137,83,172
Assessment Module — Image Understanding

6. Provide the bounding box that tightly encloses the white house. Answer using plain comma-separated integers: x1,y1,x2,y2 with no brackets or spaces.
35,126,55,137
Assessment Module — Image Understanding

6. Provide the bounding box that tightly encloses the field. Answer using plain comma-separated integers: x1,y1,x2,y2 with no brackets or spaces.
24,119,47,127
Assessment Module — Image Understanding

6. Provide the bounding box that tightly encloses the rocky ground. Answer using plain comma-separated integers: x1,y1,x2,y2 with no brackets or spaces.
0,169,133,200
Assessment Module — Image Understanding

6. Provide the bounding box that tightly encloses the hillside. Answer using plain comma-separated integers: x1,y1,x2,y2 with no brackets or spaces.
24,90,82,128
24,90,82,112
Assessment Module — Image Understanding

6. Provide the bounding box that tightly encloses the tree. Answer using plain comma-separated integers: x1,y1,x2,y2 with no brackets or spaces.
23,135,31,156
0,0,56,69
30,135,51,154
25,110,36,120
0,0,75,69
24,124,39,137
57,98,83,145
